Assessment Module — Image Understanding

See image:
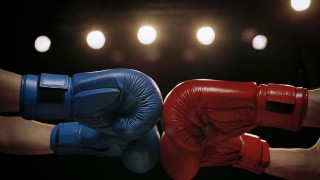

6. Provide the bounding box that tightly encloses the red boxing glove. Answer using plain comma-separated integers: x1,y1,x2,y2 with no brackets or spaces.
200,133,270,175
162,79,308,151
161,132,269,179
160,133,200,180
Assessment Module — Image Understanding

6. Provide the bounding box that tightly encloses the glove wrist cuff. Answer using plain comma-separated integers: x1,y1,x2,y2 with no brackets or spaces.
256,83,308,131
50,122,81,154
233,133,270,174
20,73,72,120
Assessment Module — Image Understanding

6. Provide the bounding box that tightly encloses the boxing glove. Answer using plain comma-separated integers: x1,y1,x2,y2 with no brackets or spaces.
162,79,307,151
20,68,163,140
50,122,160,174
160,133,200,180
161,132,269,179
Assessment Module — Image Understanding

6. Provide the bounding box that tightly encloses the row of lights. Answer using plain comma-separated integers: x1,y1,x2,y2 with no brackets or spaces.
34,0,311,53
35,26,267,53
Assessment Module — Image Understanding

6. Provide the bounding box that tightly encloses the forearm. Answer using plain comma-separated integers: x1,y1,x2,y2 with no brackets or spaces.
303,89,320,128
0,69,21,113
265,145,320,180
0,116,54,154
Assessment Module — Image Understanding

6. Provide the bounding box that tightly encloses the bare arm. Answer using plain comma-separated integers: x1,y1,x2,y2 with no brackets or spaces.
303,89,320,128
265,138,320,180
0,68,21,112
0,116,53,154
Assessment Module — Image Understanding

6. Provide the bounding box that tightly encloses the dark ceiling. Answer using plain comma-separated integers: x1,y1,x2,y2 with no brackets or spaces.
1,0,320,96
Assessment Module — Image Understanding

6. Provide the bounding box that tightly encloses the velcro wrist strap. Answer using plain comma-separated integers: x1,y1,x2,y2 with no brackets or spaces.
39,73,69,103
233,133,269,174
260,140,270,167
240,133,263,165
50,123,81,154
266,83,295,104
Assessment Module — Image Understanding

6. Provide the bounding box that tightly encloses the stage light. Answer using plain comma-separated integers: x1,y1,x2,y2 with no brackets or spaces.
196,26,215,45
137,25,157,45
34,35,51,53
252,35,267,50
291,0,311,12
86,30,106,49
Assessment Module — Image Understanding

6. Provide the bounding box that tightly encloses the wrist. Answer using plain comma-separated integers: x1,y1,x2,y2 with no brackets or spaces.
304,89,320,126
0,69,22,112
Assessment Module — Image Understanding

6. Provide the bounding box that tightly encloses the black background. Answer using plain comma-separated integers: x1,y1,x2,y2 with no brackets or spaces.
1,0,320,179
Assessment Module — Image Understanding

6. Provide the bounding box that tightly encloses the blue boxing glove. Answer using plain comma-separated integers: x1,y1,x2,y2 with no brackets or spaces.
20,69,163,140
50,122,160,174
